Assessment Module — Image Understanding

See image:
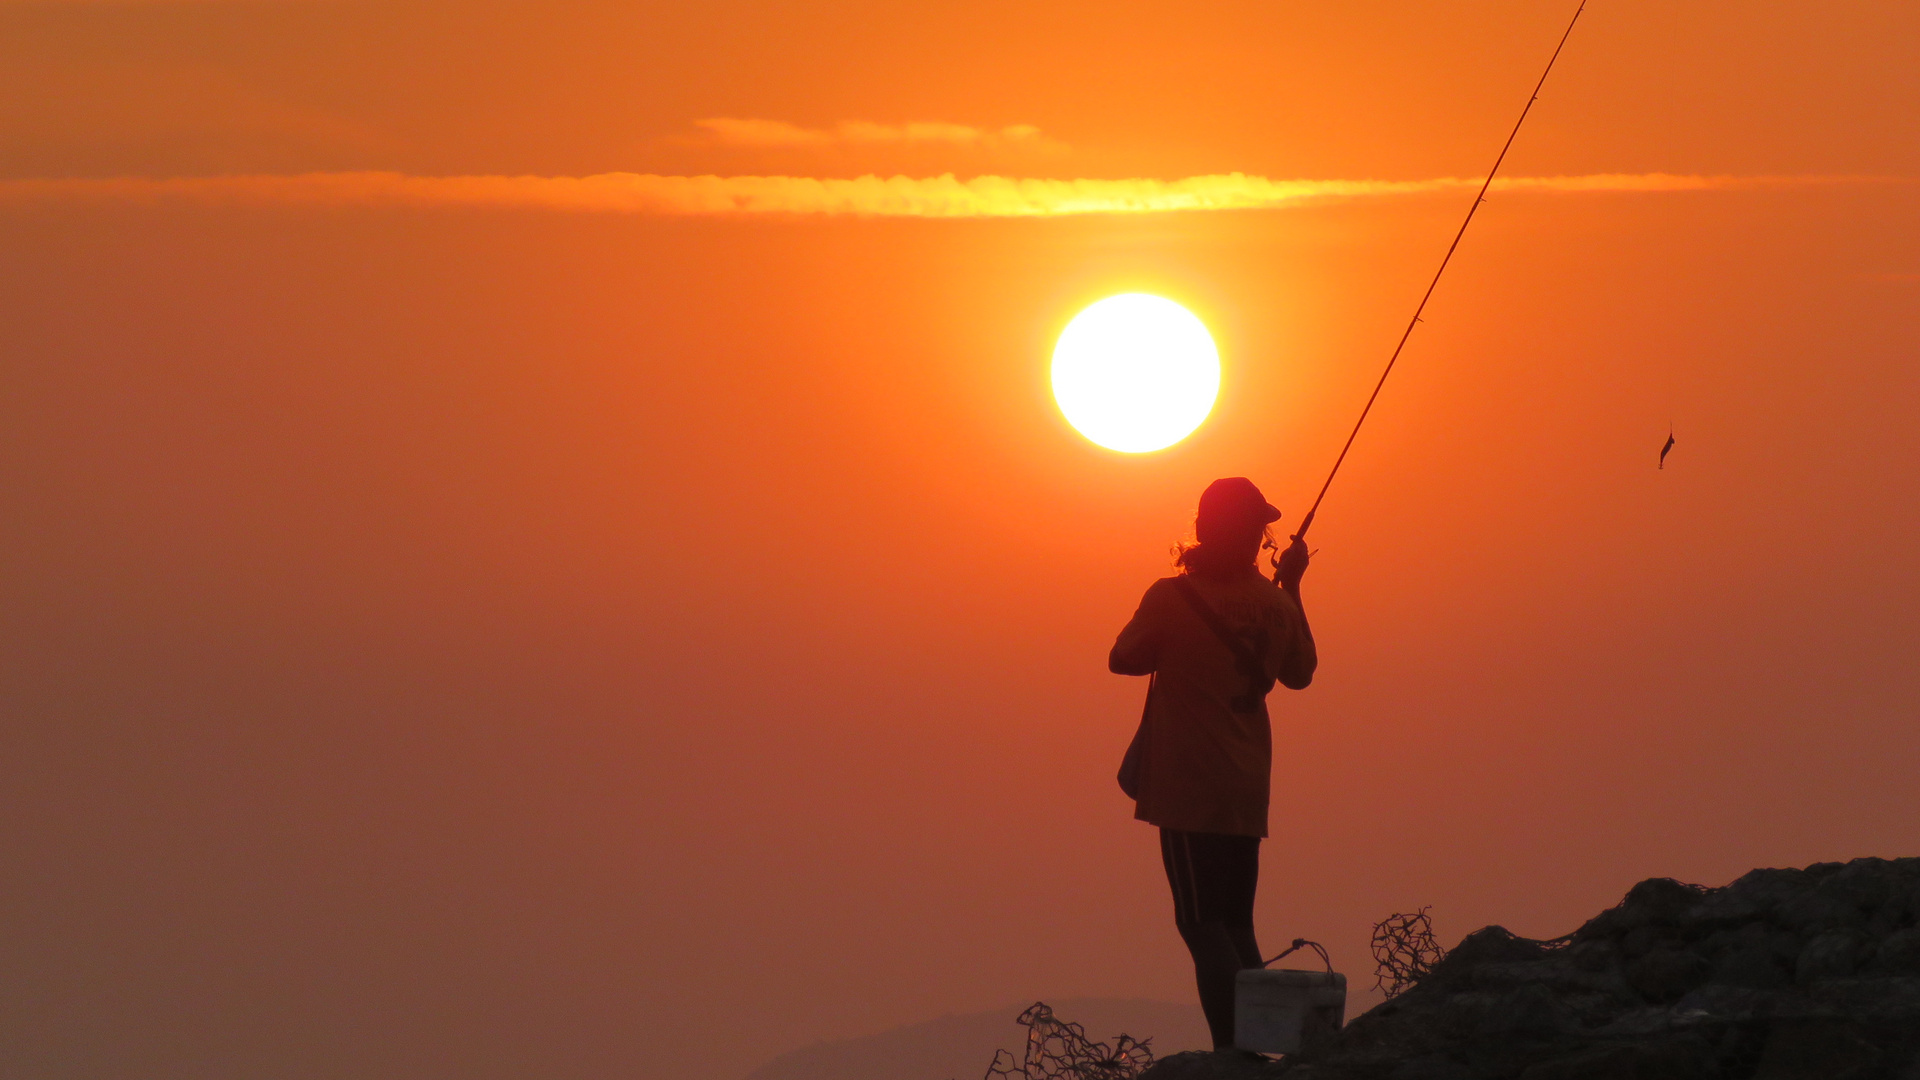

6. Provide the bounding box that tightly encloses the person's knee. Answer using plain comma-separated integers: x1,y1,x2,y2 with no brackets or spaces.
1179,920,1259,957
1176,920,1241,949
1178,917,1253,933
1225,926,1262,966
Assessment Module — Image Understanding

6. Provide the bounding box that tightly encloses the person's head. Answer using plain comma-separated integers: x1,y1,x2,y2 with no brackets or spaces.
1175,477,1281,578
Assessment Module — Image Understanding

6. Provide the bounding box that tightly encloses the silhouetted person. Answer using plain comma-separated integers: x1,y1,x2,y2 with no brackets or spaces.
1109,477,1316,1051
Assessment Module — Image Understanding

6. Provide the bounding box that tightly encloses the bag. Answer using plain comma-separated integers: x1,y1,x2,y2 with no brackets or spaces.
1117,673,1154,799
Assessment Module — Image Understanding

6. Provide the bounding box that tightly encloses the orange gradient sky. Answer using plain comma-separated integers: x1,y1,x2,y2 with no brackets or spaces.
1,2,1917,1079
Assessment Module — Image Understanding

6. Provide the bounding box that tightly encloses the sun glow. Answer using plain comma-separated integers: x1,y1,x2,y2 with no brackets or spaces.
1051,294,1220,453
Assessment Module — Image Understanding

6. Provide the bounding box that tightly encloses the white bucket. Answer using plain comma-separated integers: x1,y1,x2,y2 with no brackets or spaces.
1233,967,1347,1055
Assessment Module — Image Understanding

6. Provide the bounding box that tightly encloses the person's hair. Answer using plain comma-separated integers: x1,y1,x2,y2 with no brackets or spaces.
1173,524,1274,580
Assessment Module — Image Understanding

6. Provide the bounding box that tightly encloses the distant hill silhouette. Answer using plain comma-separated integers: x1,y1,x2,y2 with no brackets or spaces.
743,998,1209,1080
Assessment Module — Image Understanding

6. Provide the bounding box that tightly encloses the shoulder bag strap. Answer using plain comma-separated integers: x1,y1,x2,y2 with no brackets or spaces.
1170,575,1272,712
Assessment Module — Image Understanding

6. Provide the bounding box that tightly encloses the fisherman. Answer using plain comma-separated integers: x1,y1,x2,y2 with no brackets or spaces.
1109,477,1316,1052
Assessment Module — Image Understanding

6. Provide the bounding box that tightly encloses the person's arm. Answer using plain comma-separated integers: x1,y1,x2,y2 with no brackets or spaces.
1271,540,1317,690
1108,581,1164,676
1273,590,1317,690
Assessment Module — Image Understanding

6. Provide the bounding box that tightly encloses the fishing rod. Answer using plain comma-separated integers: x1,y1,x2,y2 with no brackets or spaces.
1280,0,1589,563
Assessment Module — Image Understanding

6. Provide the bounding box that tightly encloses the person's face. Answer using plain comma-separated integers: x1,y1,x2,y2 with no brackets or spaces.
1222,519,1266,559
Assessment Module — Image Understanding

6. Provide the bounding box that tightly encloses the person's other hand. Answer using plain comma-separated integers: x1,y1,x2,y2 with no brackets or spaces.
1274,537,1310,591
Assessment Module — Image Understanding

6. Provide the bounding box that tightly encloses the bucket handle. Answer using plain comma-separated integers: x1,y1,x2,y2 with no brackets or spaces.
1261,938,1332,974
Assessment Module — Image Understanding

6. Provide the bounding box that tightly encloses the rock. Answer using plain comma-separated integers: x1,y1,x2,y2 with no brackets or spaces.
1570,879,1707,942
1265,857,1920,1080
1419,927,1548,993
1622,925,1680,960
1385,1056,1476,1080
1565,940,1619,974
1806,975,1920,1018
1669,981,1796,1025
1708,924,1796,990
1869,927,1920,975
1819,860,1898,918
1752,1018,1883,1080
1140,1049,1289,1080
1693,867,1805,926
1623,878,1712,925
1516,1035,1717,1080
1777,889,1866,933
1627,948,1712,1003
1711,944,1791,989
1795,931,1865,983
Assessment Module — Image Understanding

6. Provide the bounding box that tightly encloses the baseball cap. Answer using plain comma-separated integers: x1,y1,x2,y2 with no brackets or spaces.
1196,477,1281,542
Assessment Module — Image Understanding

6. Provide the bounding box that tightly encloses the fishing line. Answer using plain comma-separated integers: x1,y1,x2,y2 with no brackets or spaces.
1283,0,1590,559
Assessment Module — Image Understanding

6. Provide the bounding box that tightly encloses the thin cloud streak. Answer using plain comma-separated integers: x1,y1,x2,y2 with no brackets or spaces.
693,118,1050,148
0,172,1890,217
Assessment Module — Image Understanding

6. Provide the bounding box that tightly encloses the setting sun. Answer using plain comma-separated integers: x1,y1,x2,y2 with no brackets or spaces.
1051,293,1221,453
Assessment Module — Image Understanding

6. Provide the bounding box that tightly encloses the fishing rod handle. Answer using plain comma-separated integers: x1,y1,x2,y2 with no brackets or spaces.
1292,508,1317,543
1271,509,1316,585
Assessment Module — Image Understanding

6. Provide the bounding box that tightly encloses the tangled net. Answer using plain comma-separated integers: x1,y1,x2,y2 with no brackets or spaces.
980,1002,1155,1080
1370,907,1447,999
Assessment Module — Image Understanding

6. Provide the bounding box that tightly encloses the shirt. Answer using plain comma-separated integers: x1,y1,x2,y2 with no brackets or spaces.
1109,569,1317,837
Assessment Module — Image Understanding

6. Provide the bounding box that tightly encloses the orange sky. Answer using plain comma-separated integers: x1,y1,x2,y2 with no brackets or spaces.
2,2,1917,1078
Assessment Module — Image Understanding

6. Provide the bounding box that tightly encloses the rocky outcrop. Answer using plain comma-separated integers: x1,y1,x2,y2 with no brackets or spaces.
1290,857,1920,1079
1142,857,1920,1080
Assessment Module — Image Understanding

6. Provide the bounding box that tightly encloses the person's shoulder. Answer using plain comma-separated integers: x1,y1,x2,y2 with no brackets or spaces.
1136,575,1189,606
1143,575,1182,597
1232,573,1296,612
1263,581,1305,620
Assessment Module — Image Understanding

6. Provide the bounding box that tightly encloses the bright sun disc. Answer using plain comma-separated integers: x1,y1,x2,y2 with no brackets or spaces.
1052,293,1220,453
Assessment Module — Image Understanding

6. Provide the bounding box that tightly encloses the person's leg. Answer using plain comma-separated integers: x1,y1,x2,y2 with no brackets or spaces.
1208,832,1262,969
1161,829,1265,1050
